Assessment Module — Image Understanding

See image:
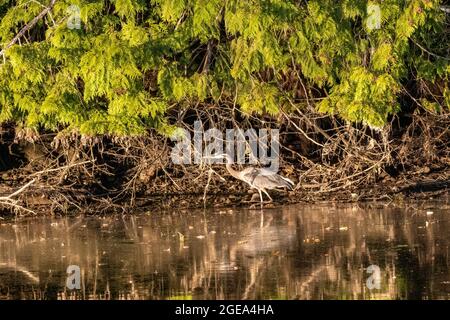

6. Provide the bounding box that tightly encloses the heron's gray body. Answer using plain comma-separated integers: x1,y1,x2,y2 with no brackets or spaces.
240,167,294,191
212,154,294,205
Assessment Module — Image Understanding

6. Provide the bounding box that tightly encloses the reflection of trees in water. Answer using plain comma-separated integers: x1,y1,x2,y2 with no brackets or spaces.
0,202,448,300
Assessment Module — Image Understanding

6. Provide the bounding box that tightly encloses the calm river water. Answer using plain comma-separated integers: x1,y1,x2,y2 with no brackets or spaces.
0,201,448,300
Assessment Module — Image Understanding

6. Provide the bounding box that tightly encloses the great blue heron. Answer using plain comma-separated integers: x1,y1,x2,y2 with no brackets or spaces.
209,153,294,205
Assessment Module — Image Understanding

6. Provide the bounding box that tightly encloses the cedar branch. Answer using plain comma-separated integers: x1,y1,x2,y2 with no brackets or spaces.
0,0,57,58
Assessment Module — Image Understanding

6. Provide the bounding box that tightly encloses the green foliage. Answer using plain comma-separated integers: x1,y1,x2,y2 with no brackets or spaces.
0,0,448,134
237,82,282,116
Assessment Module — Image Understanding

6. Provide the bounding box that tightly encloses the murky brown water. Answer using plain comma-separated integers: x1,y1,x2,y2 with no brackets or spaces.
0,201,449,300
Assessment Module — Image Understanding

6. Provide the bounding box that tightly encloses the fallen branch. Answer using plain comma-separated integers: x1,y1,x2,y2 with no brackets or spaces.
0,179,36,200
0,179,37,215
30,160,93,177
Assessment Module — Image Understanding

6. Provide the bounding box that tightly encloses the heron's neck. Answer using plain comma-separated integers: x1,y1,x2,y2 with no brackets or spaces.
224,155,241,179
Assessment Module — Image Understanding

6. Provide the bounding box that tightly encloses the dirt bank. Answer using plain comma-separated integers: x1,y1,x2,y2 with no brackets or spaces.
0,162,448,216
1,106,449,215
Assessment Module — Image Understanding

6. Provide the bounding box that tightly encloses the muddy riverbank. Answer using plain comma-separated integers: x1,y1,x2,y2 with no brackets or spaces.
0,149,448,215
1,107,449,215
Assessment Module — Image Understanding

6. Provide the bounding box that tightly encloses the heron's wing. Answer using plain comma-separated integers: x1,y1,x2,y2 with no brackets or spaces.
252,169,295,190
241,167,294,190
240,167,260,185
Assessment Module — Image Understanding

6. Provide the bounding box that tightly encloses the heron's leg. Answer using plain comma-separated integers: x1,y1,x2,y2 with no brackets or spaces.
262,189,273,202
258,189,264,206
